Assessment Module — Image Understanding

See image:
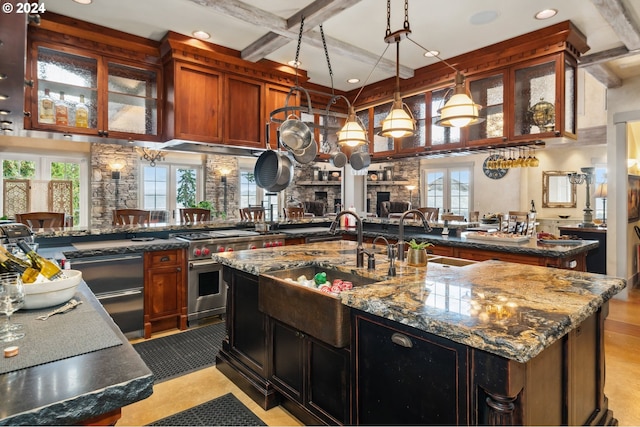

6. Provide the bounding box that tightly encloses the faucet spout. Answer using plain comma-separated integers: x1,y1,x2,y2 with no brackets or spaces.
330,210,364,268
398,209,433,262
372,235,392,260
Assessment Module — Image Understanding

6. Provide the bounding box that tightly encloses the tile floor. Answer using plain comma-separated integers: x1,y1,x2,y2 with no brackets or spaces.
120,287,640,426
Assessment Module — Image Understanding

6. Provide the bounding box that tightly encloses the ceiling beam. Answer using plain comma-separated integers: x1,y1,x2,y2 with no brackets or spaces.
589,0,640,50
579,46,639,88
582,63,623,88
186,0,414,79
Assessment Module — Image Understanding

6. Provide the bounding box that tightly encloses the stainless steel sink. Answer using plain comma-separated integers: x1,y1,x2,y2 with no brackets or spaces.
259,265,377,348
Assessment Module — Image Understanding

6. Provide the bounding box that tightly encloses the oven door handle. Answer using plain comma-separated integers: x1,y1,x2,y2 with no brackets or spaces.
189,259,219,270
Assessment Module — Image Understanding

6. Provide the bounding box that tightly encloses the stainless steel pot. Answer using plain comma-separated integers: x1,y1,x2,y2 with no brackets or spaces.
265,151,294,192
279,115,312,151
350,149,371,170
330,151,347,168
292,137,317,164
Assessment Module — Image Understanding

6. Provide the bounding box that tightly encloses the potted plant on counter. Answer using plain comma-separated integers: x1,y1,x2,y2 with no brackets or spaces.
406,239,434,267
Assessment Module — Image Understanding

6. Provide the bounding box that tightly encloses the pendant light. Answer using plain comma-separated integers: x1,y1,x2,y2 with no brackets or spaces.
379,0,415,139
435,72,482,127
337,105,367,147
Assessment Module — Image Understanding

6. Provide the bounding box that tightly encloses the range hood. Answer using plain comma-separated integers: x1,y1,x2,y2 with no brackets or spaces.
159,139,264,157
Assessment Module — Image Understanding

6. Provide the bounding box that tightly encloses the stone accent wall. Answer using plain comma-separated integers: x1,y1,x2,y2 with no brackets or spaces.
205,155,238,219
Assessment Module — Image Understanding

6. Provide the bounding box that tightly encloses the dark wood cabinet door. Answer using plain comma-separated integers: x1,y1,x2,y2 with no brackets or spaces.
225,75,264,148
229,270,267,376
354,312,468,425
170,61,223,142
271,321,304,403
308,338,350,425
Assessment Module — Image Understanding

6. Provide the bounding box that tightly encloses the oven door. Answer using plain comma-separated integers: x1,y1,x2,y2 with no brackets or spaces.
187,259,227,324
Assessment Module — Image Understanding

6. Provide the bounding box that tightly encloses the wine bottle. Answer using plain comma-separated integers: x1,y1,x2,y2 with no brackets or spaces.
16,240,64,281
55,91,69,126
39,88,56,124
0,247,40,284
75,94,89,128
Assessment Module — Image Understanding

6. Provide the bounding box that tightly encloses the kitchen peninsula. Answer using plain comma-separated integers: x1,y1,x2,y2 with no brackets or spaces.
212,240,625,425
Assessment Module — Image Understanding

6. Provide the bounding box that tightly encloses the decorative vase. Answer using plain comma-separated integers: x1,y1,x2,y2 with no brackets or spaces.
407,248,428,267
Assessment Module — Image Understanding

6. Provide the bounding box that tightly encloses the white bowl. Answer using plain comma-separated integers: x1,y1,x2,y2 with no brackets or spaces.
23,270,82,310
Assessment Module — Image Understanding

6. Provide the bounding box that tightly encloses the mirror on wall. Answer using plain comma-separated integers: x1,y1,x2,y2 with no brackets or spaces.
542,171,577,208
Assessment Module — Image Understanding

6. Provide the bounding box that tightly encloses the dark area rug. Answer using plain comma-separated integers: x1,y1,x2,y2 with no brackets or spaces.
133,321,226,383
147,393,266,426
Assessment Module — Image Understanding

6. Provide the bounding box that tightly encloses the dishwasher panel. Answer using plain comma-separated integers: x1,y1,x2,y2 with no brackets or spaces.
72,253,144,337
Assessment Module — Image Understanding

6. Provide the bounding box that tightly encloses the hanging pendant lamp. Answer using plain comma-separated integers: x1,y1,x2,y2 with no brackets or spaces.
337,106,367,147
435,72,482,127
379,1,415,139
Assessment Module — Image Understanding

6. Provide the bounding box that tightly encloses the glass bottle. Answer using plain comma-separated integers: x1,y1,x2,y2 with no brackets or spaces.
39,88,55,124
16,241,64,281
0,247,40,284
75,94,89,128
55,91,69,126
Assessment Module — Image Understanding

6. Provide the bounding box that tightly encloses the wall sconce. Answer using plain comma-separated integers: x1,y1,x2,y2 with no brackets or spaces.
110,158,125,180
568,167,595,227
136,147,165,167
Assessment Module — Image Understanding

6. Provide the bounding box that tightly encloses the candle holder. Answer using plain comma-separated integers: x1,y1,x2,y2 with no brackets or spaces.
568,167,595,227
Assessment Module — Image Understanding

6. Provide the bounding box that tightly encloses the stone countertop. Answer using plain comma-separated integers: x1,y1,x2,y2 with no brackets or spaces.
0,282,153,425
61,238,189,259
211,240,625,363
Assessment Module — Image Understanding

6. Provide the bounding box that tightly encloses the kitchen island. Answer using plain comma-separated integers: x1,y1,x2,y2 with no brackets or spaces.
212,240,625,425
0,282,153,425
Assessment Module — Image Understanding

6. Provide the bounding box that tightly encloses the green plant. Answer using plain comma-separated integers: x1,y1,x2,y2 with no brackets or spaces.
407,239,434,250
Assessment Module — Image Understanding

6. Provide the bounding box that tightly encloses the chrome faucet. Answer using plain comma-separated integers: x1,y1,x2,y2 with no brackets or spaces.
398,209,433,262
330,210,364,268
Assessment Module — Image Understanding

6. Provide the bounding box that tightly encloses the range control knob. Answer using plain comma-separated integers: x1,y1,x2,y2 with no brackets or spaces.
217,246,226,253
202,247,211,256
248,244,257,250
193,248,202,257
275,240,283,246
264,241,272,248
227,247,234,252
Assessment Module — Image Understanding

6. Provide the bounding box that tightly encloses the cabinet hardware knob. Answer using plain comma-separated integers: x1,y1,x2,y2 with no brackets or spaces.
176,267,181,272
160,256,170,262
391,332,413,348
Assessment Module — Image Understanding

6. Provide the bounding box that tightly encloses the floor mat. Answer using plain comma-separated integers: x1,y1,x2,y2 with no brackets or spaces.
147,393,266,426
133,321,226,383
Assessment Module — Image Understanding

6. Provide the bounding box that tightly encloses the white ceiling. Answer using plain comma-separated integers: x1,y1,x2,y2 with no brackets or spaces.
42,0,640,91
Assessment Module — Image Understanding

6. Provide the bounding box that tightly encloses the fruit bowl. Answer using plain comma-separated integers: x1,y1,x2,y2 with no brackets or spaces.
23,270,82,309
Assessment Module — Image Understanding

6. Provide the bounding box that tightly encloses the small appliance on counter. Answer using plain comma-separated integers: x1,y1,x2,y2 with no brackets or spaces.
0,222,34,245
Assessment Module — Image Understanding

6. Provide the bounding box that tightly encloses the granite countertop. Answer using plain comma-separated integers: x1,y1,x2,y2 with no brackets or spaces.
211,240,625,363
0,282,153,425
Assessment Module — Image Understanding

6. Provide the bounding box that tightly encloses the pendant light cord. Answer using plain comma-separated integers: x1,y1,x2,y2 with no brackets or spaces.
320,24,335,96
293,16,305,87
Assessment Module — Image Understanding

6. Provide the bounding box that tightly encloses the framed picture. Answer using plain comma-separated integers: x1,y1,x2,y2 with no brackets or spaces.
628,175,640,222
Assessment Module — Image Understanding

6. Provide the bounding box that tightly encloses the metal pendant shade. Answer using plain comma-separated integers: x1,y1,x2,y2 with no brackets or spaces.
337,106,367,147
380,92,416,138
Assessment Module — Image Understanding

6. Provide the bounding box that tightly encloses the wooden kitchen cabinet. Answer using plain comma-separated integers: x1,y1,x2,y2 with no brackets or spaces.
269,320,351,425
26,42,161,141
163,60,223,143
353,311,468,425
225,75,264,149
143,249,187,338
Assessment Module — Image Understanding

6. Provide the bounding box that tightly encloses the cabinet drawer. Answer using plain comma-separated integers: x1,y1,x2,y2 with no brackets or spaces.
146,249,182,267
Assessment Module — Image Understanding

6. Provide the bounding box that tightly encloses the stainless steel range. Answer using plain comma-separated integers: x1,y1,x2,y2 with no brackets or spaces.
174,229,285,324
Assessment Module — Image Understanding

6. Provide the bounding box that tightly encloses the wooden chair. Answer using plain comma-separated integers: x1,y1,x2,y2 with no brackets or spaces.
180,208,211,223
113,209,151,226
502,211,531,235
417,207,439,222
380,201,411,218
284,207,305,220
240,207,265,221
441,214,465,222
15,212,65,229
468,211,480,222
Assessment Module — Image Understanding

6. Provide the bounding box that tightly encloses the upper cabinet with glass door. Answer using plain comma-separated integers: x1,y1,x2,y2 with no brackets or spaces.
466,71,507,147
27,43,160,141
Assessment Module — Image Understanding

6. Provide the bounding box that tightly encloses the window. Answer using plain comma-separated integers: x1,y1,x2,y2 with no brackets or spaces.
2,153,87,226
238,163,280,221
593,164,607,224
141,163,202,221
423,164,473,220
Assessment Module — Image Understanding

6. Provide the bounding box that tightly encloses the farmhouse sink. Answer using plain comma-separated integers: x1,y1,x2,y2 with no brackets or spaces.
259,265,378,348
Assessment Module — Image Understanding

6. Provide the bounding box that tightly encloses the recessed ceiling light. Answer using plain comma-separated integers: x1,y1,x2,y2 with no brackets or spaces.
535,9,558,20
288,60,301,68
192,30,210,40
423,50,440,58
0,94,8,100
347,78,360,84
73,0,93,4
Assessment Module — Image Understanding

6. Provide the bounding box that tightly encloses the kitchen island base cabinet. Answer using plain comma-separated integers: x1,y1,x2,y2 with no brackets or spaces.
353,307,616,426
216,268,279,410
270,320,351,425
